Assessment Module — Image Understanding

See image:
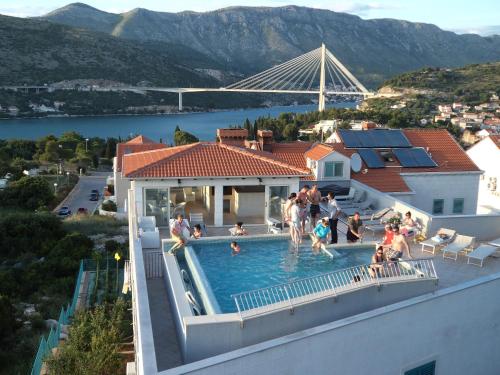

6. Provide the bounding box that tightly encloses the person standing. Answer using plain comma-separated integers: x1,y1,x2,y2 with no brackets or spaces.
325,192,341,244
289,199,302,246
307,184,322,228
346,212,363,243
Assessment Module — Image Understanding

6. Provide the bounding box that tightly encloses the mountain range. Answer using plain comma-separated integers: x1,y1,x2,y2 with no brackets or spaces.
1,3,500,88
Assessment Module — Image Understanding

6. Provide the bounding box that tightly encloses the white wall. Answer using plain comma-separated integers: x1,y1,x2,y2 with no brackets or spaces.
401,172,481,215
160,274,500,375
314,152,350,182
234,191,265,217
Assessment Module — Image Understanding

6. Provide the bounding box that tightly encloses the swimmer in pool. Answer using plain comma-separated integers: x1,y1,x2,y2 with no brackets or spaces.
230,241,241,255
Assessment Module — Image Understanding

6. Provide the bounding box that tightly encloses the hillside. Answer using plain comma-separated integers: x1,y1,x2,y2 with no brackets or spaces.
39,3,500,87
380,62,500,94
0,14,222,86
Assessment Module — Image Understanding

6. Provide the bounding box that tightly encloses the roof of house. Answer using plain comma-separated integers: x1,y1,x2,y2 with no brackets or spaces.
122,142,311,178
125,135,156,145
115,140,166,172
271,142,313,169
490,135,500,148
304,143,352,161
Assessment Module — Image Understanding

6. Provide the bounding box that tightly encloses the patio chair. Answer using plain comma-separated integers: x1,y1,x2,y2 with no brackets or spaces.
138,216,156,231
358,207,391,221
442,235,475,261
467,245,499,267
341,198,374,217
190,212,207,235
338,191,367,209
420,228,456,254
488,237,500,247
335,187,356,201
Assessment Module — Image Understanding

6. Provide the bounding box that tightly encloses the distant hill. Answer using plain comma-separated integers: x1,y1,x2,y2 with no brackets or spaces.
380,62,500,95
0,14,223,86
39,3,500,87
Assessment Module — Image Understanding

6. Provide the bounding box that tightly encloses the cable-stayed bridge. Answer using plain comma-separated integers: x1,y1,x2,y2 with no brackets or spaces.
115,44,373,111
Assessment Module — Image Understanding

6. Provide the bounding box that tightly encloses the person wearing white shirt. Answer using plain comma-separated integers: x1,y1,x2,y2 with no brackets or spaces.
325,192,341,244
289,199,302,245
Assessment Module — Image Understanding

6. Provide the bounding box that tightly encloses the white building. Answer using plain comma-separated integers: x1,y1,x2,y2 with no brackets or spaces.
466,135,500,214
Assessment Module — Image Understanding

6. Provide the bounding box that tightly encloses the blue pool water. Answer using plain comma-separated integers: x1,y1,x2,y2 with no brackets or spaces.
189,238,374,313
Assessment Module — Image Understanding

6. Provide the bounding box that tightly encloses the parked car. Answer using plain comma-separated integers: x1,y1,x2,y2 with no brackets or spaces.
57,206,71,216
89,193,99,201
77,207,88,215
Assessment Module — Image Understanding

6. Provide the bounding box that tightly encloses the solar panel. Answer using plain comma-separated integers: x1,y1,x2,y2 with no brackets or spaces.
358,149,385,168
338,129,412,148
393,148,437,168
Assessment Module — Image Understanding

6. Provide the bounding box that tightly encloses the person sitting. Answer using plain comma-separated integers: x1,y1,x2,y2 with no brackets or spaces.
168,214,191,253
401,211,417,236
369,246,386,278
312,218,331,251
346,212,363,243
234,222,248,236
382,224,394,249
192,224,203,239
230,241,241,255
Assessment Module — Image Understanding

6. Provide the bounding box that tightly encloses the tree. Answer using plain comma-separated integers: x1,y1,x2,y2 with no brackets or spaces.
39,140,60,163
282,124,298,141
174,126,199,146
0,176,54,210
244,118,253,140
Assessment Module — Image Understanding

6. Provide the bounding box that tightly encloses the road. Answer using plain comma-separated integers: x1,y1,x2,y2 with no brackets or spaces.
55,173,109,215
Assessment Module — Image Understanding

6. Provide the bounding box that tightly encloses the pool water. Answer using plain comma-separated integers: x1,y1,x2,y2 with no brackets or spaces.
189,238,374,313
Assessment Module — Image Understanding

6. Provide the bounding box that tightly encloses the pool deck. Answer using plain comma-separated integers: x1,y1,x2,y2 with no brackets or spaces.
147,225,500,371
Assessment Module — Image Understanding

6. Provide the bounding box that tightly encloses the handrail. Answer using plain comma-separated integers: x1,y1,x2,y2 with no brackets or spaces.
232,258,437,321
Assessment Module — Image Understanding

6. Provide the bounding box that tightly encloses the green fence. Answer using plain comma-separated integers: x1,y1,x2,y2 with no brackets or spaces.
30,258,126,375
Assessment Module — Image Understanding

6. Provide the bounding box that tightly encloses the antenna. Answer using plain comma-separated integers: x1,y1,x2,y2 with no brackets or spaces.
351,153,362,173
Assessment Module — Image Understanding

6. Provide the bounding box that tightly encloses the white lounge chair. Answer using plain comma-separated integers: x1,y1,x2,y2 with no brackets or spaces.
488,237,500,247
342,198,374,217
442,235,475,261
139,227,161,249
467,245,498,267
336,187,355,201
421,228,456,254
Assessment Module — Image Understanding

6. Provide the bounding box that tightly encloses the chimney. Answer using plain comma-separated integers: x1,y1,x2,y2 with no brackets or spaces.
216,128,248,147
257,130,274,152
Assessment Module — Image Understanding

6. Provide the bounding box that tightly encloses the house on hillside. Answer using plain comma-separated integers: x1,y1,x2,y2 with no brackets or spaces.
466,135,500,214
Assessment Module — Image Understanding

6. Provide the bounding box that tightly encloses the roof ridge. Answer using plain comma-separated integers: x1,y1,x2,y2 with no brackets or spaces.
216,143,311,174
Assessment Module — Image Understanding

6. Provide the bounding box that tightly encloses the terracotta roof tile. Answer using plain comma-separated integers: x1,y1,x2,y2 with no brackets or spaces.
115,142,167,172
122,142,310,178
125,135,156,144
217,128,248,138
352,168,411,193
490,135,500,148
304,143,354,160
271,142,313,169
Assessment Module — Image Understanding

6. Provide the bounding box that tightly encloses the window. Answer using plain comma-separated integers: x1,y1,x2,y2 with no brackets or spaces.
404,360,436,375
324,161,343,178
432,199,444,215
453,198,464,214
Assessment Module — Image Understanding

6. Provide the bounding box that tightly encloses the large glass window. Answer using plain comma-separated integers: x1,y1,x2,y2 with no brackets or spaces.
453,198,464,214
432,199,444,215
268,186,289,222
144,188,169,226
324,161,343,178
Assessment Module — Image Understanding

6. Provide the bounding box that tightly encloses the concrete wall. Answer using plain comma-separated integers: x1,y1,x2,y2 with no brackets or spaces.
401,172,481,215
182,279,437,363
314,152,351,182
115,170,131,211
160,273,500,375
428,214,500,242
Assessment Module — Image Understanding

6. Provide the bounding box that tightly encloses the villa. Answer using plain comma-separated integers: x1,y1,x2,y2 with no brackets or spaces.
115,127,500,375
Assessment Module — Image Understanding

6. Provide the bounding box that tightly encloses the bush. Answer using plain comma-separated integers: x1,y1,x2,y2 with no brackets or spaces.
0,176,54,210
48,299,130,375
101,200,117,212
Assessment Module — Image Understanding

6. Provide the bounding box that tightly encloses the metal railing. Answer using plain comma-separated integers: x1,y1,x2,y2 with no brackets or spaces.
232,258,437,321
144,250,163,279
30,260,86,375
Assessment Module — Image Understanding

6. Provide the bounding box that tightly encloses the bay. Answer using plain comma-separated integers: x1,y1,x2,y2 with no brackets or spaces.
0,103,355,141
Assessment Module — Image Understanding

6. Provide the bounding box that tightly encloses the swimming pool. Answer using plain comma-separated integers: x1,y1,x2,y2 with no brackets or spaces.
186,237,374,313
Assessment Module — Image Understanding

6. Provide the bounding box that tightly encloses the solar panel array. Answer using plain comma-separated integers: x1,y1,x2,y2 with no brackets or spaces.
338,129,412,148
357,149,385,168
393,148,438,168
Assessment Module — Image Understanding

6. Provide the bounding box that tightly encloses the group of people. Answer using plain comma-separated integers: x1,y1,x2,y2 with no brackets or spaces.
284,184,364,250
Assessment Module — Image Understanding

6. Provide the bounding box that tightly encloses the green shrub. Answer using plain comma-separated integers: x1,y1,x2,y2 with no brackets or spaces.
101,200,117,212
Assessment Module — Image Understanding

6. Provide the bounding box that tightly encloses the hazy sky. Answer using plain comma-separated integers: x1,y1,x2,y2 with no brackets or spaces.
1,0,499,35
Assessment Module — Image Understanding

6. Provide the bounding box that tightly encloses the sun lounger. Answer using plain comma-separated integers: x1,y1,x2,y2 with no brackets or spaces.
467,245,498,267
442,235,475,261
488,237,500,247
336,187,355,201
421,228,456,254
341,198,374,217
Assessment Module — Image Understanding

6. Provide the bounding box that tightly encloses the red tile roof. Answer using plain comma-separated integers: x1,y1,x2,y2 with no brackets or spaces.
271,142,313,169
122,142,310,178
352,168,411,193
115,141,166,172
125,135,156,144
490,135,500,148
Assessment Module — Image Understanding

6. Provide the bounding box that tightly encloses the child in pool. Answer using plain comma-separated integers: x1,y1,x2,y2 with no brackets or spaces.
230,241,241,255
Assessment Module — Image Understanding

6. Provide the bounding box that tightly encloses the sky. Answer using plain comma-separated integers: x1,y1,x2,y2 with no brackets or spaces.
0,0,499,36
